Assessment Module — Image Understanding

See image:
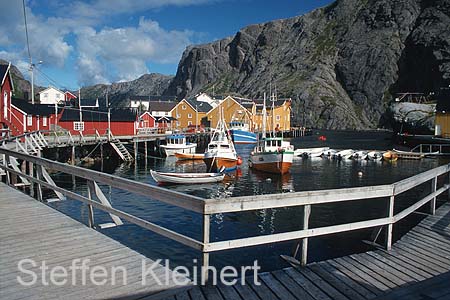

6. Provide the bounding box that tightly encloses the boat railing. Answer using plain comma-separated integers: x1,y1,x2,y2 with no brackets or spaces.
0,146,449,283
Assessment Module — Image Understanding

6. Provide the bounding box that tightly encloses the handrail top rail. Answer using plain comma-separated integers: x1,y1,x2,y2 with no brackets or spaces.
1,147,449,215
0,147,206,213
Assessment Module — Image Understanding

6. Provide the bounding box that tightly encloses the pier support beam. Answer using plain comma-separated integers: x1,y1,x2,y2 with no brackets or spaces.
134,141,138,160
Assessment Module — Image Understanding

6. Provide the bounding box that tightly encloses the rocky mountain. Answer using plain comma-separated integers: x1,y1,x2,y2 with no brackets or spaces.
0,59,34,99
165,0,450,129
78,73,173,107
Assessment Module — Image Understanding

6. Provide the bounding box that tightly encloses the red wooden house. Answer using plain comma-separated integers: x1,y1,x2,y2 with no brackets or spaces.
9,98,61,133
58,107,138,136
65,91,77,104
0,63,14,135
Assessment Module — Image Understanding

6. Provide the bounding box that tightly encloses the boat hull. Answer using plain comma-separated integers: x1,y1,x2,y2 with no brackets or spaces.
203,157,238,172
230,129,257,144
160,144,197,156
150,170,224,184
175,152,204,160
250,152,294,174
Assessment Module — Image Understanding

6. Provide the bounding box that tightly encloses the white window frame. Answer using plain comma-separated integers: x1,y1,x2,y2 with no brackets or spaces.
73,121,85,131
276,115,281,121
182,105,186,110
188,121,192,126
43,116,47,126
187,113,192,118
27,115,32,126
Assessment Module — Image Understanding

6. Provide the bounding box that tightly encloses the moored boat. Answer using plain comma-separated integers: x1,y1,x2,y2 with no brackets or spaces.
204,111,239,172
249,93,294,174
229,121,257,144
160,134,196,156
294,147,330,157
383,151,399,162
175,152,204,160
150,169,224,184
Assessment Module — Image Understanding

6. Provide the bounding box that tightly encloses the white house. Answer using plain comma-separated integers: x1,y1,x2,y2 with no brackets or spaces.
130,100,150,110
39,86,65,105
195,93,222,109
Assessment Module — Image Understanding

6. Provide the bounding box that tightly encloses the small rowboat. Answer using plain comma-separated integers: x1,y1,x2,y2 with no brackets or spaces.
150,169,225,184
175,152,204,160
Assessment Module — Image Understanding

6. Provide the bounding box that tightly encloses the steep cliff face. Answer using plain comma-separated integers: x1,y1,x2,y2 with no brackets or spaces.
165,0,450,129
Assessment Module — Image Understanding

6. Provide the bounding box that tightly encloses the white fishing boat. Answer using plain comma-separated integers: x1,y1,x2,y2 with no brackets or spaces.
351,151,368,160
336,149,355,159
204,108,239,172
294,147,330,157
160,134,196,156
150,169,224,184
322,149,338,158
249,93,294,174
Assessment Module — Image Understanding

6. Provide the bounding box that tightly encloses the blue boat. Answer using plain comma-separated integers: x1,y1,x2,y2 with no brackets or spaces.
229,121,257,144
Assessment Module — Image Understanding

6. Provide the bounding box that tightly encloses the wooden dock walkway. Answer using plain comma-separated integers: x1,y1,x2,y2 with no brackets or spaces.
171,202,450,300
0,182,190,300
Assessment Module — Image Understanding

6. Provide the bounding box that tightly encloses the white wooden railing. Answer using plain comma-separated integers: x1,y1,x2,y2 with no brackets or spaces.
0,147,449,283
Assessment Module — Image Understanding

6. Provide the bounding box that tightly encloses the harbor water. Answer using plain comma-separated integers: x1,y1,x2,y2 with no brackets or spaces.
48,130,447,272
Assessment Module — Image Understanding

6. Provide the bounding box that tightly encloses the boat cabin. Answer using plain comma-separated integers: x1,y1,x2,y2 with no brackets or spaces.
256,137,289,153
167,134,187,145
229,121,250,131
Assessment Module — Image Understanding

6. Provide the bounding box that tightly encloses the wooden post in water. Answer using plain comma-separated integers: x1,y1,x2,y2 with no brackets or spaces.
385,195,395,250
71,146,75,165
134,141,138,160
201,214,210,284
431,177,437,215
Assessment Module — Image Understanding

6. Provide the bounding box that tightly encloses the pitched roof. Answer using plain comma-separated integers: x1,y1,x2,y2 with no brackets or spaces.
185,98,213,113
254,98,291,111
148,100,178,112
59,108,137,122
39,86,64,95
11,98,56,116
436,88,450,112
0,63,13,90
233,97,254,110
155,116,176,122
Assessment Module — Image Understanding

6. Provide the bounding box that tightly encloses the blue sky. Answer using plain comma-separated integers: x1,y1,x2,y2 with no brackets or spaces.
0,0,333,91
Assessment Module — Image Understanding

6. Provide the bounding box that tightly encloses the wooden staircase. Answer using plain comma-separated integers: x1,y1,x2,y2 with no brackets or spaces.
109,134,134,162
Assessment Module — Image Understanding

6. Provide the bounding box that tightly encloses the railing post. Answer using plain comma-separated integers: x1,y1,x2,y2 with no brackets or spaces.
385,195,395,250
4,154,11,185
301,204,311,266
201,214,210,284
87,182,95,228
29,161,34,198
36,165,43,202
431,176,437,215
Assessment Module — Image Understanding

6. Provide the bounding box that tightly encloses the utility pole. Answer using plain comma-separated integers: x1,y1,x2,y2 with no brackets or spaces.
106,91,111,140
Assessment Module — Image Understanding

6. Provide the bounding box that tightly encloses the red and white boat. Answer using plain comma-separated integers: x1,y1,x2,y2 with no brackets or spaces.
249,93,294,174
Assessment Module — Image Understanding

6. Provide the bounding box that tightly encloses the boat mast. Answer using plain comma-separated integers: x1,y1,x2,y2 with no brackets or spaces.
262,93,267,139
272,92,276,137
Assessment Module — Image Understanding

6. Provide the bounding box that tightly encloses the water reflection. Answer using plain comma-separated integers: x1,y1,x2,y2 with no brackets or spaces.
47,130,448,272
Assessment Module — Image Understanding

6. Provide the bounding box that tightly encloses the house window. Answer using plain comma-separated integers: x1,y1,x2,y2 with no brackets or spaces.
43,116,47,126
74,122,84,131
177,114,181,118
182,105,186,110
188,121,192,126
44,93,48,98
27,115,32,126
188,113,192,118
276,115,280,121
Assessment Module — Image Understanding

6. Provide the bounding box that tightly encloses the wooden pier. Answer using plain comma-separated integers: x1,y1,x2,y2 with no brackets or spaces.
174,202,450,300
0,182,190,300
1,145,450,299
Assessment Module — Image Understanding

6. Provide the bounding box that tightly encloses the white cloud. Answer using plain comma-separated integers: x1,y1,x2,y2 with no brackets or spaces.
75,18,194,85
0,0,214,86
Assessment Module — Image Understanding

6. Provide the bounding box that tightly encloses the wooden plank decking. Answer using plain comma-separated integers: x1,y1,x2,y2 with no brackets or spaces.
0,182,190,300
176,202,450,300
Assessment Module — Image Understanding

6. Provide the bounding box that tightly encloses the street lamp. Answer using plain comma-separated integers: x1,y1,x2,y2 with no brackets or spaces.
30,60,43,104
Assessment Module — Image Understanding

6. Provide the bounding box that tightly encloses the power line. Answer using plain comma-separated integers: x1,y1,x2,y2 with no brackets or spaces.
21,0,31,64
34,67,65,90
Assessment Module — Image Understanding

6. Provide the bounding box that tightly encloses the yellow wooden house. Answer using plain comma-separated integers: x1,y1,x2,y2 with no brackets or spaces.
435,88,450,137
205,96,253,129
171,98,212,130
251,98,291,132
